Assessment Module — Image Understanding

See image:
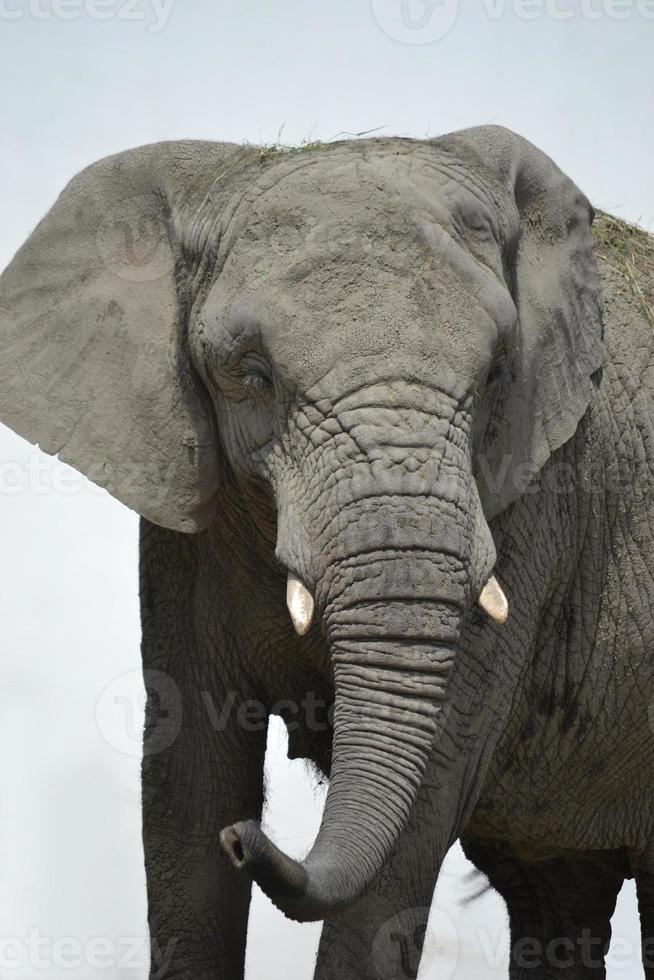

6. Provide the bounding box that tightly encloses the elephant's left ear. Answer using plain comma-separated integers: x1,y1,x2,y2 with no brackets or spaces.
0,141,259,532
439,125,604,519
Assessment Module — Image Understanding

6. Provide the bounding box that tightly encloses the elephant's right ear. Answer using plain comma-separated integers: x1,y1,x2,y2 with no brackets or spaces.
0,141,258,532
437,126,604,519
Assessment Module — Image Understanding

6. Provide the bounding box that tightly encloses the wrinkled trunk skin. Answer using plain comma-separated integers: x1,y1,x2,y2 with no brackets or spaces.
225,561,467,921
222,382,495,921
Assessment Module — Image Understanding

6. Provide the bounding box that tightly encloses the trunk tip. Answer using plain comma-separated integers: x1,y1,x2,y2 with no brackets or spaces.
219,820,258,872
220,821,331,921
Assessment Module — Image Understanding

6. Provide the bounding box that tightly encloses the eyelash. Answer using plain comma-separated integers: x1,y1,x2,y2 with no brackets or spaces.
242,370,270,394
236,350,274,397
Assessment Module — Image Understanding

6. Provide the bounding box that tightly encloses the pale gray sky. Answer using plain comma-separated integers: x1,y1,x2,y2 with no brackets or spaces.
0,2,651,977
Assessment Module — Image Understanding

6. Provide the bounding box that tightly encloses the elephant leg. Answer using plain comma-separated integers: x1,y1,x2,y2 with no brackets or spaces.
463,840,627,980
636,851,654,979
140,520,267,980
142,675,266,980
312,662,511,979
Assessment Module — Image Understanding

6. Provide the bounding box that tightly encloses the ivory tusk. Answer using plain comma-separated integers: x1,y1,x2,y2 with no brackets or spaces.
286,573,315,636
477,575,509,625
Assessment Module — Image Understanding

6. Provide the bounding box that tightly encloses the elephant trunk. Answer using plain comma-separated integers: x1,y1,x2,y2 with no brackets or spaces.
221,384,497,920
221,550,470,922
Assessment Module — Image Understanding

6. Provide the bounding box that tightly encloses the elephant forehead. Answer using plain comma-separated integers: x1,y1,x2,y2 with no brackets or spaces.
238,147,489,248
218,147,512,324
218,246,511,388
203,147,516,391
214,251,507,397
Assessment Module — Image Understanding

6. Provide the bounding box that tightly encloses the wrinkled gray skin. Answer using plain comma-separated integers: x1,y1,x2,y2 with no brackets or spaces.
1,126,653,979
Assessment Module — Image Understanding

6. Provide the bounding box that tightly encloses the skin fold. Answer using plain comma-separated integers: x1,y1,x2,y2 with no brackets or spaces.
0,127,653,978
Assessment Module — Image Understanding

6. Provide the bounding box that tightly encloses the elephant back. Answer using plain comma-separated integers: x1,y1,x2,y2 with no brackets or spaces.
593,212,654,376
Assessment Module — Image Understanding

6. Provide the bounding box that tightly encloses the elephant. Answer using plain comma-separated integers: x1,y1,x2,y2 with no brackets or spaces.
1,125,653,980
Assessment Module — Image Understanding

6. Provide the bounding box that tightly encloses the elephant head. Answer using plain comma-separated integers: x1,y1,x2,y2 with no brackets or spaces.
0,127,603,921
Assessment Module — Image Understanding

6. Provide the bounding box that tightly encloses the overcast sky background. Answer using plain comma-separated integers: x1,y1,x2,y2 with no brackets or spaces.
0,2,652,977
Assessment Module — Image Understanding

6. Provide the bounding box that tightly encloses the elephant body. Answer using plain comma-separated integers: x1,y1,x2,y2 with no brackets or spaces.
1,129,653,978
138,214,654,978
465,220,654,979
471,218,654,853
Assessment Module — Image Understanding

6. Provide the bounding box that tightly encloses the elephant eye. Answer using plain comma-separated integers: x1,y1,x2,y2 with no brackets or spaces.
238,352,273,396
242,370,270,394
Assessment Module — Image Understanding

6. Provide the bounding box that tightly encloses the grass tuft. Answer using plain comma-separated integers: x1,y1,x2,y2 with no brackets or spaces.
257,126,386,166
593,211,654,330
